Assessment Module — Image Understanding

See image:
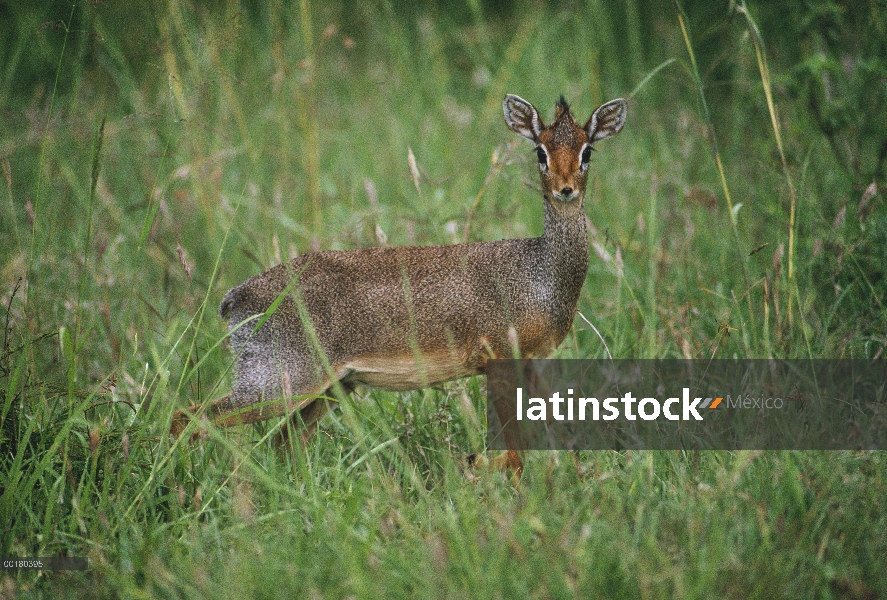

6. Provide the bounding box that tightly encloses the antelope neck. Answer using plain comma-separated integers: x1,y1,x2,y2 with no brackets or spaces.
539,191,590,295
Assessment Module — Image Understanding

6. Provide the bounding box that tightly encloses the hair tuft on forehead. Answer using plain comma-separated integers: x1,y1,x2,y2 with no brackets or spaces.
554,95,580,124
555,95,571,120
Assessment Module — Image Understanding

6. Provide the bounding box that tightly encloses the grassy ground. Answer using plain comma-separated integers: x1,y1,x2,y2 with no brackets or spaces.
2,1,886,598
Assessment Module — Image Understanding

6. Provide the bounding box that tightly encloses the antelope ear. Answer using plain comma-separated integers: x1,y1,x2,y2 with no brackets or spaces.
585,98,626,144
503,94,544,143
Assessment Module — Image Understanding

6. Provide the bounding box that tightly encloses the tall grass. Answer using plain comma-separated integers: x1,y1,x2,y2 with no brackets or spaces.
1,1,885,597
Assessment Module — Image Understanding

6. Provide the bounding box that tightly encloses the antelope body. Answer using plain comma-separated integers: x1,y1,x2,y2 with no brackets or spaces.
172,94,626,474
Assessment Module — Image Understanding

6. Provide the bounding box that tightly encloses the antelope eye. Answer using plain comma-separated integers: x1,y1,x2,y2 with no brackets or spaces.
581,146,592,164
536,146,547,166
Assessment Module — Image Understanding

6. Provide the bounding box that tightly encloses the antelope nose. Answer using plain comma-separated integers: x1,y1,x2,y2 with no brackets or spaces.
560,187,573,196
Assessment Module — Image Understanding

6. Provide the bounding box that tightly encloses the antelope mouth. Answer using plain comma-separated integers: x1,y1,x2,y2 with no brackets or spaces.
552,190,580,202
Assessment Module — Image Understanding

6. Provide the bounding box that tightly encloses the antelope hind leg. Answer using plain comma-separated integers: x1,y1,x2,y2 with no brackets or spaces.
274,396,339,452
170,394,302,439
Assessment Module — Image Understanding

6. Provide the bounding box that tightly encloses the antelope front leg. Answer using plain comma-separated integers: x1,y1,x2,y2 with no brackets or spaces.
467,449,524,487
466,371,525,486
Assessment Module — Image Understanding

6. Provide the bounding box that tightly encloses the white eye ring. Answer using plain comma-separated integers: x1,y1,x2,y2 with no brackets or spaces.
536,146,548,169
579,144,592,170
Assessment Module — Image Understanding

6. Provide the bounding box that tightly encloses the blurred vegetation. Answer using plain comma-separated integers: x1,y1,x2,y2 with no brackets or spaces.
1,0,885,597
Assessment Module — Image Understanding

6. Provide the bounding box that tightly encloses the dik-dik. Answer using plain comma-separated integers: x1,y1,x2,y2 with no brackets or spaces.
172,94,626,478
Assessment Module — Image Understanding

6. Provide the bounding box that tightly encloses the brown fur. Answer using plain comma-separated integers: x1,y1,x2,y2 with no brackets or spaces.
171,94,627,480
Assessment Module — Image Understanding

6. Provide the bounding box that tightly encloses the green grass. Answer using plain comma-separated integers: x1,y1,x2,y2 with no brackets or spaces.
2,1,886,598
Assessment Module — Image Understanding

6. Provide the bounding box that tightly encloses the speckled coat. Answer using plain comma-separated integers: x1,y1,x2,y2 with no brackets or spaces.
172,94,626,442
